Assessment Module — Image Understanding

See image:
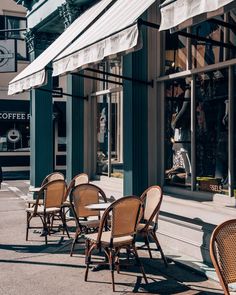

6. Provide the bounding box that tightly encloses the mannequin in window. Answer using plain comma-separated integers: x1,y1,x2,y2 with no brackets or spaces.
169,79,191,184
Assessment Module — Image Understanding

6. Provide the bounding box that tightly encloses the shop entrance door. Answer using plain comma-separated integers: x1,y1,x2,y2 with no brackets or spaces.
91,87,123,177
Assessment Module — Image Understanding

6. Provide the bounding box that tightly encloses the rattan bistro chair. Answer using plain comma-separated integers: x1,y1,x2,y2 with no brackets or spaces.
25,179,69,244
63,173,89,206
137,185,168,266
69,183,107,256
27,172,65,207
59,173,89,232
84,196,148,292
210,219,236,295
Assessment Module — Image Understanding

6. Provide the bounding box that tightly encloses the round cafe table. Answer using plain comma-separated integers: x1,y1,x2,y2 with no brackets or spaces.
85,202,110,211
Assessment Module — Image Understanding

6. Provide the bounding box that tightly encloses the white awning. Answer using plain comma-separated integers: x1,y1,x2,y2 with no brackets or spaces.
52,0,156,77
8,0,113,95
159,0,236,31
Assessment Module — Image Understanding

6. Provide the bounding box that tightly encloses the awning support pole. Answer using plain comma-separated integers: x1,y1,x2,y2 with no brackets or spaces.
208,18,236,31
72,72,123,85
38,88,87,100
178,31,236,51
85,68,153,87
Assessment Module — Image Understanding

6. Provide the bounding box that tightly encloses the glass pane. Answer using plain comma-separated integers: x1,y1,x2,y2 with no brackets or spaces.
97,95,108,174
165,32,187,74
7,17,26,39
165,77,191,188
195,69,228,194
54,102,66,152
96,91,123,176
94,58,122,91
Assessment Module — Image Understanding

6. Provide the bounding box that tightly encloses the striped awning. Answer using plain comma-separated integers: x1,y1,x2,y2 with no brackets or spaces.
52,0,156,77
159,0,236,32
8,0,113,95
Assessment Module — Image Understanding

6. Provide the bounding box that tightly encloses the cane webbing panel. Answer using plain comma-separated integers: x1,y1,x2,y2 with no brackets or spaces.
214,221,236,284
112,198,141,238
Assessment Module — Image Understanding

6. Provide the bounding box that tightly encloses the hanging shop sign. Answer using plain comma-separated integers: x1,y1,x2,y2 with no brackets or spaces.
0,111,30,121
0,39,17,73
7,129,21,143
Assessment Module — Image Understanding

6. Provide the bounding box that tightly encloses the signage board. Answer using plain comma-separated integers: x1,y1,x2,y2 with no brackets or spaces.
0,111,30,121
0,39,16,73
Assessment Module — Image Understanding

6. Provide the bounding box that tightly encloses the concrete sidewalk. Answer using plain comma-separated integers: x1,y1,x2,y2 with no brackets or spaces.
0,180,224,295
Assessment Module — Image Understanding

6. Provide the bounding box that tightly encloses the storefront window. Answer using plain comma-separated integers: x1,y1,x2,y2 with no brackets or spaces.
54,101,66,152
163,12,236,196
0,101,30,152
196,69,228,194
6,16,28,60
94,58,123,177
165,77,191,187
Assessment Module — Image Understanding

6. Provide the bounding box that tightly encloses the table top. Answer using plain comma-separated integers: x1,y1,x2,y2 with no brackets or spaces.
85,202,111,210
29,187,41,193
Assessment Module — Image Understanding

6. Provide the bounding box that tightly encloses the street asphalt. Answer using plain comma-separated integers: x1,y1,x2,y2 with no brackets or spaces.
0,180,225,295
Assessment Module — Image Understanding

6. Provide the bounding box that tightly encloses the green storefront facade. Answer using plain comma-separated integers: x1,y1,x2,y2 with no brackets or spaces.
11,0,236,267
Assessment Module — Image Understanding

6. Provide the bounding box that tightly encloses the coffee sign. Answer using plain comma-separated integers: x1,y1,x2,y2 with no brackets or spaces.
0,111,30,121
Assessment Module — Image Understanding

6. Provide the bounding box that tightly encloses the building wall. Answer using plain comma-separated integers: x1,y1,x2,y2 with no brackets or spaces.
0,0,28,101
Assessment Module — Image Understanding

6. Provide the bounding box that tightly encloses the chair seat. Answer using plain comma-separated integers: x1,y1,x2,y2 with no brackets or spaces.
61,200,70,207
26,199,43,205
80,219,101,228
85,231,133,246
137,223,154,232
26,206,61,214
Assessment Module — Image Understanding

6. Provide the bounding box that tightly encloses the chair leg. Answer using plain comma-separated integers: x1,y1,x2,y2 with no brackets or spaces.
43,214,49,245
109,249,115,292
150,231,168,267
59,210,70,239
26,212,31,241
84,239,92,282
144,235,152,258
133,245,148,284
115,248,120,274
70,227,81,256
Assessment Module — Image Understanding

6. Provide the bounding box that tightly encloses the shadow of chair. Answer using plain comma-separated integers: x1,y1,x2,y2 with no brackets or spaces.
69,183,107,256
25,179,69,244
84,195,148,292
210,218,236,295
137,185,168,266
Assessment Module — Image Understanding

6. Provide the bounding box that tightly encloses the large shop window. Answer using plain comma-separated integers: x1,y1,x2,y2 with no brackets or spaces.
164,15,234,195
94,58,123,177
0,101,30,152
165,77,191,187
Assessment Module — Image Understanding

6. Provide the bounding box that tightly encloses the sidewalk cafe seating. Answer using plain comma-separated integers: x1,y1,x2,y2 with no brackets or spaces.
210,219,236,295
84,196,148,292
25,179,69,244
137,185,168,266
69,183,107,256
27,171,65,208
